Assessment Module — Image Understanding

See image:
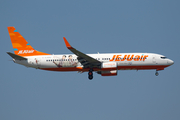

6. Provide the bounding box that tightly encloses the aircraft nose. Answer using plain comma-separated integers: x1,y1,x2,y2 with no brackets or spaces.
168,59,174,65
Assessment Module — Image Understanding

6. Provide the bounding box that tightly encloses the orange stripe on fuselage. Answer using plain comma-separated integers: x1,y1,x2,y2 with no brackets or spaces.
40,65,170,72
117,65,169,70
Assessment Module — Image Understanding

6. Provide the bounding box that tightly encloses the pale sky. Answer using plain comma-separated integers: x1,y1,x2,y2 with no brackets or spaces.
1,0,180,120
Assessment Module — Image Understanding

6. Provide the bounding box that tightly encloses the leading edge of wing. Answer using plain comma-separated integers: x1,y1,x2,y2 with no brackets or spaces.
63,37,101,65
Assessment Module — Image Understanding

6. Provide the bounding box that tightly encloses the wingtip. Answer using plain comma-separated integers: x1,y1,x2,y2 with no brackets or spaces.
63,37,73,49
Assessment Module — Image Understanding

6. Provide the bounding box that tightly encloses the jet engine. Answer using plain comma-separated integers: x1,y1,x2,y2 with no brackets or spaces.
97,70,117,76
101,62,117,70
98,62,118,76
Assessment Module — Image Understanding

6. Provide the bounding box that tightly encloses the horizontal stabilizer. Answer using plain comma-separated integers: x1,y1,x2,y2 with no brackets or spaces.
7,52,27,60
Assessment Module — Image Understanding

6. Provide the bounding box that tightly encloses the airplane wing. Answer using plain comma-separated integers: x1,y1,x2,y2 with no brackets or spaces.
63,37,101,68
7,52,27,60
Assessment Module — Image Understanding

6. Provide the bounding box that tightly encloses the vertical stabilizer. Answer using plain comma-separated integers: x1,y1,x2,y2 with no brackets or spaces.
7,27,50,56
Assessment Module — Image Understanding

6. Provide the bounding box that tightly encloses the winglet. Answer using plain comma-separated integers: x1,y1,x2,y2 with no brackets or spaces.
63,37,73,49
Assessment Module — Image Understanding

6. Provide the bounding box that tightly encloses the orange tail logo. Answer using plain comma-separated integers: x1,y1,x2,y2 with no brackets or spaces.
7,27,50,56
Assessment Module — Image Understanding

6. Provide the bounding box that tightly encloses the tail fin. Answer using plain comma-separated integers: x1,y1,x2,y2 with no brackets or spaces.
7,27,50,56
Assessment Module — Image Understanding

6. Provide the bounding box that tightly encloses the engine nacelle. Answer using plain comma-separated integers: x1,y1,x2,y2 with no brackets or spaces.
101,62,117,70
99,62,118,76
99,70,117,76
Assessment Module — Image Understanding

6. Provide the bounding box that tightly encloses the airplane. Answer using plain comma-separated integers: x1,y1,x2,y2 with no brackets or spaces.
7,27,174,80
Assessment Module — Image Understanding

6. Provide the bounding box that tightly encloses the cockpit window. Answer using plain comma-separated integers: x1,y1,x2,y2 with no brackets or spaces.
161,57,167,59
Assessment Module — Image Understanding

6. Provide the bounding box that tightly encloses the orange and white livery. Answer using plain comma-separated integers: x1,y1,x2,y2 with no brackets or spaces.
7,27,174,80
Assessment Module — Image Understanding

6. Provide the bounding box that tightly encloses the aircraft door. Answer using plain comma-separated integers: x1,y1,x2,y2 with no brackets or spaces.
34,58,41,68
152,55,156,64
27,58,41,68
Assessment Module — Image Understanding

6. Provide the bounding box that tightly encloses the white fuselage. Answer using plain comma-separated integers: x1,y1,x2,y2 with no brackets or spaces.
14,53,174,72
